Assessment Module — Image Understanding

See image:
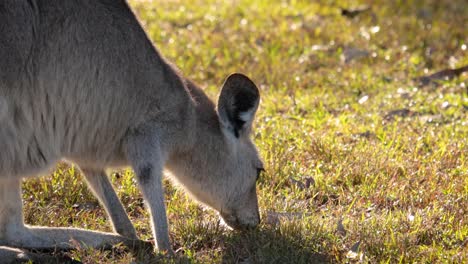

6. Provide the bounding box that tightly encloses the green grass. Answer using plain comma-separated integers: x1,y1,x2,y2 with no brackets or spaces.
22,0,467,263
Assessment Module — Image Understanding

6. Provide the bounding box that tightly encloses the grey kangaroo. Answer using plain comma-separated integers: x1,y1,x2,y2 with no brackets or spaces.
0,0,263,259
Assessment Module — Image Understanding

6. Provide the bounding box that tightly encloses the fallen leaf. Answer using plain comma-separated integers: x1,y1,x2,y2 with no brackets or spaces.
304,177,315,188
341,6,370,18
383,108,418,121
342,47,370,63
346,250,359,259
289,177,305,190
337,219,347,236
346,241,362,259
416,65,468,86
358,95,369,104
350,241,361,252
419,114,444,124
441,101,450,109
353,130,376,139
289,176,315,190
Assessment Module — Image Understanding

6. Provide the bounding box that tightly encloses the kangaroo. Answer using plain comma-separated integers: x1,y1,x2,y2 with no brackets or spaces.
0,0,263,259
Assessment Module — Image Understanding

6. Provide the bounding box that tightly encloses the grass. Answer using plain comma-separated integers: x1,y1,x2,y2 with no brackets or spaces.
21,0,467,263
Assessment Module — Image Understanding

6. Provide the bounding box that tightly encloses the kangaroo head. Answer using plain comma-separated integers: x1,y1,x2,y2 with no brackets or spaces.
167,73,263,230
215,73,263,230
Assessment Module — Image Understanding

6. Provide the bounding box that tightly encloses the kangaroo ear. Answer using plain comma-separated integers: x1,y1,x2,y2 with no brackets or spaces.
217,73,260,138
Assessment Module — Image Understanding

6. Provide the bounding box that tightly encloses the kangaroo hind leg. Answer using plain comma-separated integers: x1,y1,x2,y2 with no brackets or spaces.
0,178,129,250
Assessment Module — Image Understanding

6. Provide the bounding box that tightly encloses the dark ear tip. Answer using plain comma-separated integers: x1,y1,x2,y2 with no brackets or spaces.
218,73,260,137
224,73,259,95
227,72,250,80
226,72,250,80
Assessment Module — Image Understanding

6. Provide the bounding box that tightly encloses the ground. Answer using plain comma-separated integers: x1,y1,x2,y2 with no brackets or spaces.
21,0,467,263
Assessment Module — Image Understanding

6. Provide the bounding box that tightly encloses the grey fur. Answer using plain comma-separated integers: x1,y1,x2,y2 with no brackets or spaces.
0,0,262,258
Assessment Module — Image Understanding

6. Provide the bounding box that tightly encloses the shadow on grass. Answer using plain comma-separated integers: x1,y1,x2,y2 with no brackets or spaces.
10,223,331,263
0,246,81,264
129,226,330,264
1,228,330,264
220,227,330,264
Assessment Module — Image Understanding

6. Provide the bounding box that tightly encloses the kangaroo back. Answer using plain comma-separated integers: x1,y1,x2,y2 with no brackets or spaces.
0,0,192,175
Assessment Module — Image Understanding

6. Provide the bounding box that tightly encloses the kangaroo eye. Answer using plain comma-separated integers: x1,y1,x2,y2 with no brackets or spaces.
256,168,265,181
